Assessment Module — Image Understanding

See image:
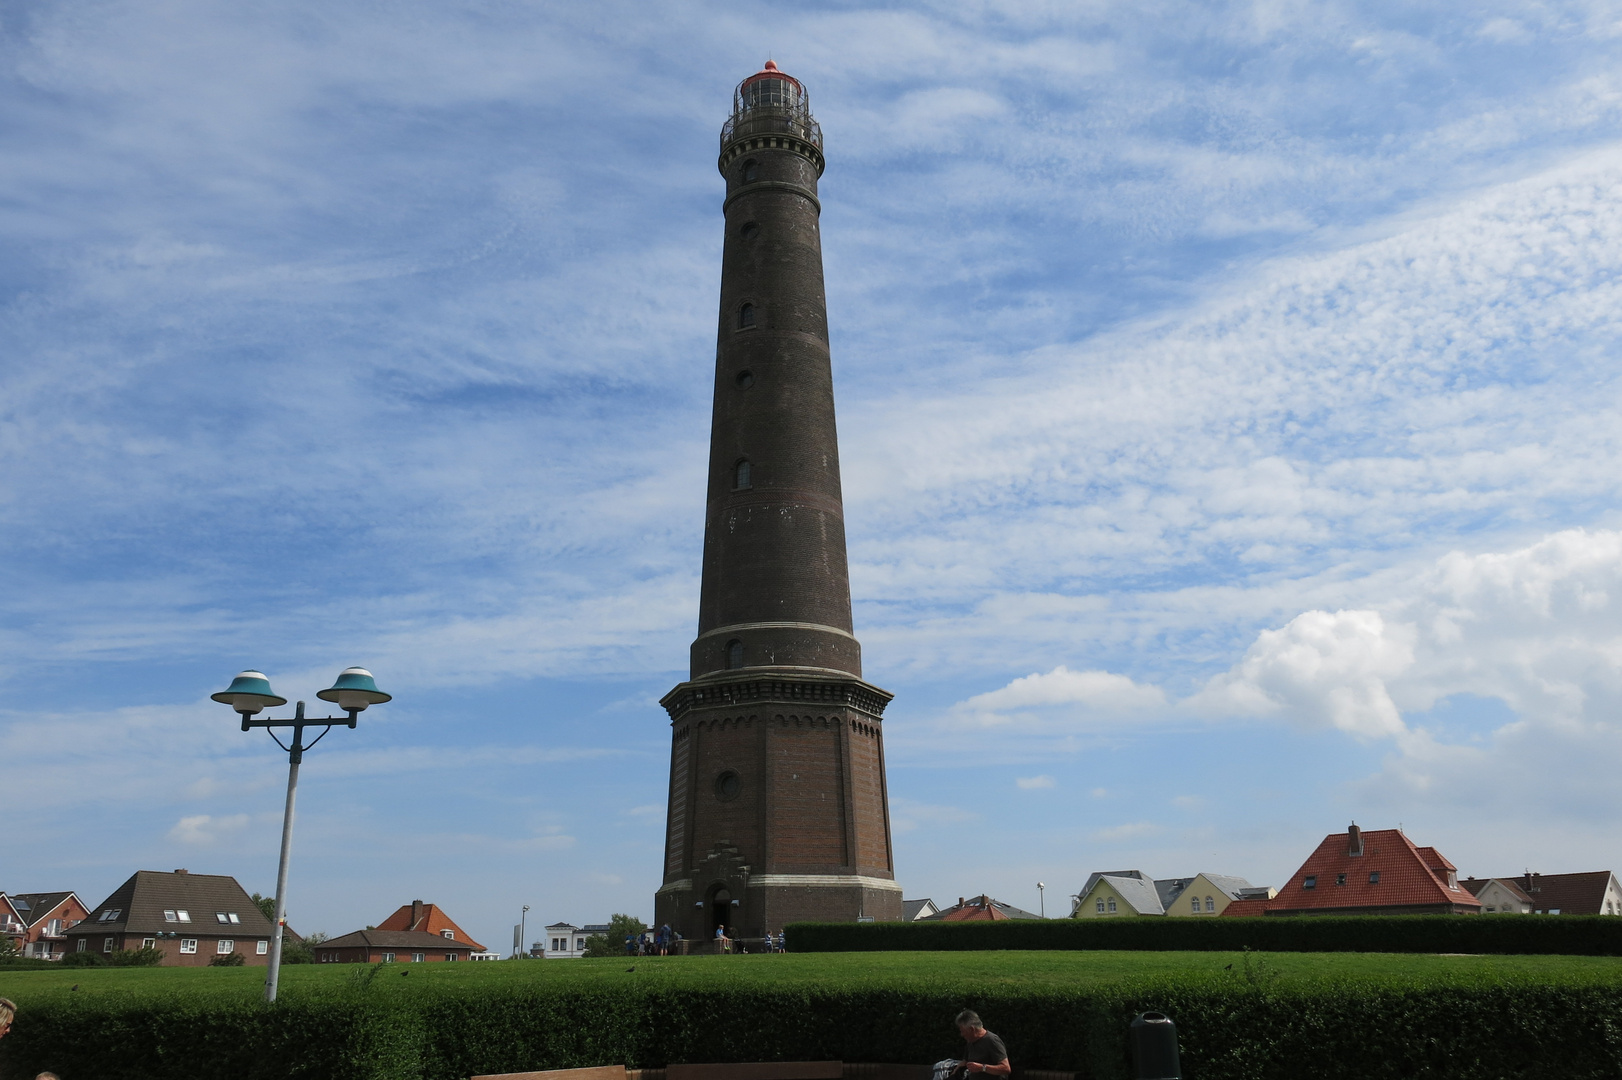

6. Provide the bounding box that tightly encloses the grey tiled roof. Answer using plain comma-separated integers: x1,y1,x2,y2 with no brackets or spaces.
65,871,276,939
10,892,77,929
1101,874,1165,915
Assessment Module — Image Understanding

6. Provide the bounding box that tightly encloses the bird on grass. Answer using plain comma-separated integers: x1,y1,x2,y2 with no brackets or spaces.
626,966,635,973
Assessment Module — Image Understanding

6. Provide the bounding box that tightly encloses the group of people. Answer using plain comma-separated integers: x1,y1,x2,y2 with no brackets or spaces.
711,925,787,954
627,925,684,956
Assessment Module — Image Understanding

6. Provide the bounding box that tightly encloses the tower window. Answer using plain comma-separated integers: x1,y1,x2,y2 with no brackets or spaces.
714,770,741,801
741,221,759,240
734,459,752,489
738,303,756,329
734,370,754,389
743,159,759,183
726,639,744,669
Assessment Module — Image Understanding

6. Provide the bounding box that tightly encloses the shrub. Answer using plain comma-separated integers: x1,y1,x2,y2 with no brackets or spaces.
2,972,1621,1080
107,948,165,967
59,950,104,967
208,952,246,967
785,915,1622,955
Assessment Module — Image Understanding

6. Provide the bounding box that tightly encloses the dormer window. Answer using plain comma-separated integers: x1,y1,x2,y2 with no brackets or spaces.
216,913,229,923
177,910,191,922
1369,871,1380,884
441,929,455,939
1302,876,1317,890
229,913,241,924
163,910,177,922
1336,874,1347,886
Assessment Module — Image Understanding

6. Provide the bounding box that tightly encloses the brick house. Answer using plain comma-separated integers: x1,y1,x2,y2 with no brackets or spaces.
0,891,90,960
1223,824,1480,916
62,869,277,964
919,895,1043,921
315,900,484,963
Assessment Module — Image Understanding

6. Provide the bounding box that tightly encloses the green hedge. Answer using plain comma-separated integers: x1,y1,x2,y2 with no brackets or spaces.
784,915,1622,955
4,974,1622,1079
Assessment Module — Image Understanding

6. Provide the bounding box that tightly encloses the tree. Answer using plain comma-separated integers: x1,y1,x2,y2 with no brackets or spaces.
250,892,276,923
582,914,646,958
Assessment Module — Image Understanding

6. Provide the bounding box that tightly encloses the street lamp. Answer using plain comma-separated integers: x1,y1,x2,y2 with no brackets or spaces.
213,667,390,1003
521,905,529,959
1037,882,1046,919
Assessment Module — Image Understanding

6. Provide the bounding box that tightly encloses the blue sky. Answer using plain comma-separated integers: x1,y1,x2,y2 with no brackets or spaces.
6,0,1622,947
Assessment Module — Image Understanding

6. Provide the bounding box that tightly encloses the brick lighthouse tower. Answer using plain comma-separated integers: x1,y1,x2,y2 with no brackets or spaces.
655,61,902,941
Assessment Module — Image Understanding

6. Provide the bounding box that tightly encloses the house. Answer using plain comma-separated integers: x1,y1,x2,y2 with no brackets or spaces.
1495,872,1622,915
1,895,26,951
1462,877,1535,914
62,869,277,964
1071,871,1267,918
1223,824,1480,916
0,891,90,959
314,929,479,963
902,899,939,921
316,900,485,963
543,921,613,957
918,895,1043,921
374,900,483,947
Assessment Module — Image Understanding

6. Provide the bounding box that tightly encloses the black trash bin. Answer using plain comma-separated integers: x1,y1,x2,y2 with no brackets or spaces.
1129,1011,1181,1080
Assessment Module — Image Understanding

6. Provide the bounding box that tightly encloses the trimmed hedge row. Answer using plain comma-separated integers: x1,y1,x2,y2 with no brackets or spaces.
4,976,1622,1080
784,915,1622,955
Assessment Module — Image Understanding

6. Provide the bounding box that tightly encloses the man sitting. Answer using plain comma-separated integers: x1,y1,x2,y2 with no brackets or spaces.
933,1009,1010,1080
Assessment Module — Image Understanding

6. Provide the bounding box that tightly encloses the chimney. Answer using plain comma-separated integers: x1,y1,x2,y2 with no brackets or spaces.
412,900,424,930
173,868,188,875
958,897,965,907
1347,823,1363,857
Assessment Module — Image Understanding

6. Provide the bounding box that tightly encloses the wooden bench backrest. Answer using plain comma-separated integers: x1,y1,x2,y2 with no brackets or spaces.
667,1062,843,1080
470,1067,626,1080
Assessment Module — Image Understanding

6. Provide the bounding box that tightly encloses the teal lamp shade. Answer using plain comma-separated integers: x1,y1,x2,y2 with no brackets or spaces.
211,671,287,715
317,667,392,711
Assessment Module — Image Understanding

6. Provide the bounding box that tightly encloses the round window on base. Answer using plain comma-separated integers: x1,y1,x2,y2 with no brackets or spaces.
715,771,741,801
741,221,759,240
735,370,754,388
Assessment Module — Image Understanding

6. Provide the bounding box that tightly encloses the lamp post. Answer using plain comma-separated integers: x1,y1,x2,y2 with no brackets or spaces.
521,905,529,959
1037,882,1046,919
213,667,390,1003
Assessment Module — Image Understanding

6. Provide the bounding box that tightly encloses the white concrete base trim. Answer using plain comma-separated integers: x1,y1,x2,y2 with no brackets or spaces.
749,875,903,891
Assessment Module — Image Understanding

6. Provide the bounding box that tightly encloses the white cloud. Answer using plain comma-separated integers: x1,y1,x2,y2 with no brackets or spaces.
967,667,1167,713
168,813,250,846
1015,775,1055,790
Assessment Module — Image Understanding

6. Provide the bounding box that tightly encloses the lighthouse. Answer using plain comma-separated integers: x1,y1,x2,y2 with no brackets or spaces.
654,61,902,941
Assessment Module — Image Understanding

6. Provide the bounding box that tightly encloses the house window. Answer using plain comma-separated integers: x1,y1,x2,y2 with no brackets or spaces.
217,939,234,954
1205,896,1215,912
1190,897,1199,913
727,638,745,669
76,939,86,952
1485,906,1496,912
1303,876,1317,889
446,953,457,961
442,929,455,938
177,910,191,922
1096,899,1105,913
412,953,424,962
180,939,197,954
383,952,396,962
47,918,61,935
1106,898,1117,913
1369,871,1380,884
738,303,756,329
103,937,114,953
1336,874,1347,886
229,913,241,924
143,938,155,949
216,913,229,923
257,940,269,955
163,910,178,923
100,909,121,922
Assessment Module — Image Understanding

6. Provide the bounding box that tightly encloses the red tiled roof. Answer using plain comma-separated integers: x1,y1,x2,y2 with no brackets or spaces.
938,895,1011,921
1260,829,1480,913
375,901,483,950
1218,897,1273,918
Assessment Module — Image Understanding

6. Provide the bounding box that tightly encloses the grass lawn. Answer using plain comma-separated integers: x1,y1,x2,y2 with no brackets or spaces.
5,949,1622,1005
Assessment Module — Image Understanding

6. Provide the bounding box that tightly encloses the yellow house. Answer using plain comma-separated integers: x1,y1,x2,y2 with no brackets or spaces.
1072,871,1273,918
1163,873,1273,917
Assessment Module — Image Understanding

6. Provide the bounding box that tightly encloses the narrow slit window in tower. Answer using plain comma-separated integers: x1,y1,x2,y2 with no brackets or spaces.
738,303,756,329
734,459,752,489
726,639,744,669
743,159,759,183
